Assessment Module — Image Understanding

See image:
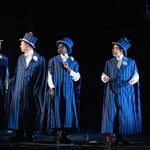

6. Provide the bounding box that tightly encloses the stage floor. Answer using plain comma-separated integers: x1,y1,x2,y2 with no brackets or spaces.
0,130,150,150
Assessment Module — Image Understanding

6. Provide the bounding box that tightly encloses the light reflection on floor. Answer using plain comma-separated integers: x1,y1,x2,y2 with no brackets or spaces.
0,130,150,150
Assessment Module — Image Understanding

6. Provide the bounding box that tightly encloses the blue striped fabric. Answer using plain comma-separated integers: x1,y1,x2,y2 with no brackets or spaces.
43,55,79,131
0,53,9,126
101,56,142,135
8,52,46,130
0,53,9,95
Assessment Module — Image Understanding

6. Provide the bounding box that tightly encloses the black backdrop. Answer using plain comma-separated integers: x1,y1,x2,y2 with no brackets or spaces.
0,0,150,133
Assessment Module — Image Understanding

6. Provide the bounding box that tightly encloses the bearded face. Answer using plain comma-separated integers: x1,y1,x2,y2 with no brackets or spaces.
112,44,123,60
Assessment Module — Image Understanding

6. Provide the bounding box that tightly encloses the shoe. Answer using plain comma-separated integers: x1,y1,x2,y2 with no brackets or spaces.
57,135,72,144
56,130,72,144
105,134,112,145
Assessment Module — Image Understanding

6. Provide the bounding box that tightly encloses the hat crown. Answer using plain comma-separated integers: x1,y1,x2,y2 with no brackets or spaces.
117,37,131,51
62,37,74,49
20,32,37,48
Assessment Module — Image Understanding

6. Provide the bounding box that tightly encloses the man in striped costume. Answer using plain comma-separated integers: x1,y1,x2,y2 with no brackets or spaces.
8,32,46,141
42,37,80,143
101,37,142,145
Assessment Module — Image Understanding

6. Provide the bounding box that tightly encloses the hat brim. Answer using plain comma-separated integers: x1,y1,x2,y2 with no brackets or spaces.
20,38,35,48
56,40,72,55
112,42,121,45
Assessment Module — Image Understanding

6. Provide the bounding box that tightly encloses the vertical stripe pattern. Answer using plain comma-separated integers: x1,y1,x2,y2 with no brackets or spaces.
42,55,79,131
101,56,142,135
8,52,46,130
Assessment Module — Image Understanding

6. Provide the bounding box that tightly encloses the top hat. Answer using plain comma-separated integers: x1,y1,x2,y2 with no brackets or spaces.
56,37,74,55
112,37,131,51
19,32,37,48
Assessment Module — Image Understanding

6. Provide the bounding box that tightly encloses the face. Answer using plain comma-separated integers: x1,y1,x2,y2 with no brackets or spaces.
112,44,123,58
20,41,30,53
57,44,68,55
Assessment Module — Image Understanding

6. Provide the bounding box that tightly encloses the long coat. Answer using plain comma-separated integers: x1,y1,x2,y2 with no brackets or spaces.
41,55,79,132
101,56,142,135
0,53,9,128
8,52,46,131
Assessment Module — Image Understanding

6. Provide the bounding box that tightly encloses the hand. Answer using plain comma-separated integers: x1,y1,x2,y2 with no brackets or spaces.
103,76,109,81
129,78,135,85
50,88,55,99
63,62,71,72
103,74,110,82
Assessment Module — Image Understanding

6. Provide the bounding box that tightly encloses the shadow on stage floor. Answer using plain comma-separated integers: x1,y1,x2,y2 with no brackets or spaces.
0,129,150,150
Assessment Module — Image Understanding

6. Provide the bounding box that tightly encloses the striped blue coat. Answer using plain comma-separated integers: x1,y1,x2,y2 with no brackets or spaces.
8,52,46,130
101,56,142,135
0,53,9,99
41,55,79,131
0,53,9,127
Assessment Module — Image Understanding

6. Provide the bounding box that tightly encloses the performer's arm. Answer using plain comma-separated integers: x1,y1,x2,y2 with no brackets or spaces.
129,72,139,85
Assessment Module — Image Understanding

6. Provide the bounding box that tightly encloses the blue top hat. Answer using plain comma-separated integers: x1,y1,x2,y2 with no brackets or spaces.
112,37,131,52
56,37,74,55
19,32,38,48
